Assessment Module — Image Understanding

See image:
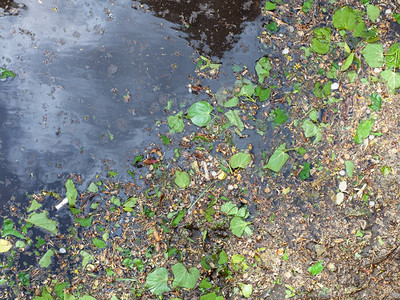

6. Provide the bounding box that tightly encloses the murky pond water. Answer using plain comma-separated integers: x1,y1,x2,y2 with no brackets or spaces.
0,0,265,208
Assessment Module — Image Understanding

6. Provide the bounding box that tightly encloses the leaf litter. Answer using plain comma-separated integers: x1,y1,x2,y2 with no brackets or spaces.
2,0,400,299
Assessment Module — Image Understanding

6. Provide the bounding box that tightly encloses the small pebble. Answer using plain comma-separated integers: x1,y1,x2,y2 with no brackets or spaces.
282,48,289,55
331,82,339,90
385,9,391,15
339,181,347,192
227,185,234,190
339,170,346,176
373,68,381,74
211,171,217,177
369,135,375,140
336,192,345,205
369,200,375,207
59,248,66,254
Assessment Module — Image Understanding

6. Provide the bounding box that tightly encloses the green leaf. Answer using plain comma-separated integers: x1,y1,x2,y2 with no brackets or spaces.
199,278,213,289
354,119,373,144
265,1,277,11
353,22,379,42
345,160,354,178
92,238,107,249
313,81,331,98
87,182,98,193
79,296,96,300
299,162,310,180
66,179,77,208
381,166,391,176
54,282,69,299
223,96,239,108
385,43,400,69
368,93,382,112
381,70,400,93
75,215,93,227
332,6,361,30
310,27,331,55
146,267,170,296
255,86,271,102
80,251,94,269
221,202,238,216
171,209,185,227
110,196,120,207
27,199,42,212
272,108,288,125
265,143,289,172
168,111,184,133
218,250,228,265
229,153,251,169
201,292,223,300
2,219,25,238
265,22,278,33
39,249,54,268
175,171,190,188
160,134,170,145
311,38,330,54
255,57,271,83
302,0,312,13
239,283,253,298
308,261,324,276
341,52,354,71
225,110,244,132
361,43,384,68
187,101,213,127
302,119,321,143
230,217,251,237
171,263,199,289
27,212,58,235
123,197,138,212
239,84,255,97
366,4,380,22
0,68,16,79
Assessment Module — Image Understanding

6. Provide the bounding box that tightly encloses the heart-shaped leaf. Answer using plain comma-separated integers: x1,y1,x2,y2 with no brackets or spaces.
187,101,213,127
381,70,400,93
168,111,184,133
172,263,199,289
146,267,170,295
265,143,289,172
361,43,384,68
229,153,251,169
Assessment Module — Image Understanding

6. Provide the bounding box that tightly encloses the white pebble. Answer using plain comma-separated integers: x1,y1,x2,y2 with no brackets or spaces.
369,135,375,140
373,68,381,73
331,82,339,90
336,192,345,205
369,200,375,207
211,171,217,177
282,48,289,55
59,248,66,254
227,185,234,190
385,9,391,15
339,181,347,192
339,170,346,177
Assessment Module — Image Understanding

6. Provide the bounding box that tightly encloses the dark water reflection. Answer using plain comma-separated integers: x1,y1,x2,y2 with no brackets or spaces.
135,0,262,57
0,0,264,208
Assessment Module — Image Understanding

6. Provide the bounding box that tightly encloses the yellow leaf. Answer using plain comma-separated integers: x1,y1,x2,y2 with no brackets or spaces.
218,171,226,180
0,239,12,253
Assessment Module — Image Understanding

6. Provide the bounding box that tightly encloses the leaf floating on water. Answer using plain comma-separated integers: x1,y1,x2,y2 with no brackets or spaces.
65,179,78,209
171,263,199,289
175,171,190,188
265,143,289,173
26,212,58,235
39,249,54,268
229,153,251,169
187,101,213,127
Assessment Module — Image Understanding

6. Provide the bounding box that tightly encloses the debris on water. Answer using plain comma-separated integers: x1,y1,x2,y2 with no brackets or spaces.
55,197,68,210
